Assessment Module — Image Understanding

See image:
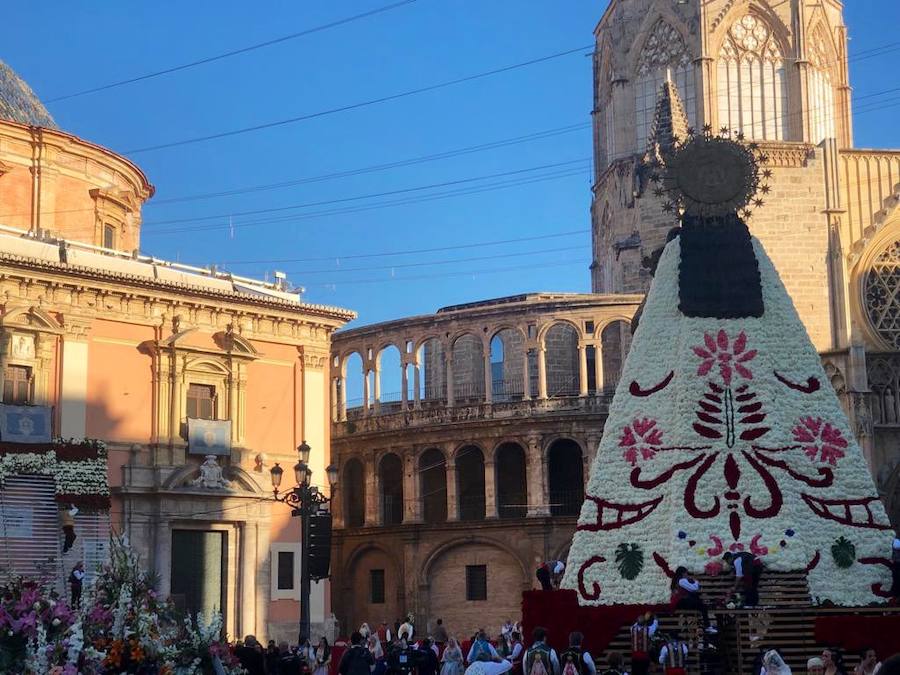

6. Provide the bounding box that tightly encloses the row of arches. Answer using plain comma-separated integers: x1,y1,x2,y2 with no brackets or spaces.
334,320,633,419
341,438,585,528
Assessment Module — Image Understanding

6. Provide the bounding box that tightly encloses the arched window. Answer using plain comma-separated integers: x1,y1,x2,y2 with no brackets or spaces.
717,14,787,140
601,320,633,391
456,445,485,521
376,344,402,410
490,329,525,401
548,439,584,516
343,352,365,417
379,454,403,526
864,237,900,351
808,26,836,143
343,459,366,528
419,448,447,524
634,19,695,151
544,323,580,397
495,443,527,519
452,334,485,401
419,338,445,403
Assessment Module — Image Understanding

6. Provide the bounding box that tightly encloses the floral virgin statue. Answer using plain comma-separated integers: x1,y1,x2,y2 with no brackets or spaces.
561,82,894,607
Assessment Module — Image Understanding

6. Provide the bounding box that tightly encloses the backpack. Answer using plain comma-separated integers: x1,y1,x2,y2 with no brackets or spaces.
472,639,492,663
526,644,551,675
560,648,583,675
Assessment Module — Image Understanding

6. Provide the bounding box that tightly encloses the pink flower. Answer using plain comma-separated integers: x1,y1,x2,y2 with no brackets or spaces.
619,418,663,466
693,330,756,385
792,417,848,465
704,561,724,576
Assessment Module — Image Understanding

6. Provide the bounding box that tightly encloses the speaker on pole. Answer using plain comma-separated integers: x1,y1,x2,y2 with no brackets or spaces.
307,510,332,580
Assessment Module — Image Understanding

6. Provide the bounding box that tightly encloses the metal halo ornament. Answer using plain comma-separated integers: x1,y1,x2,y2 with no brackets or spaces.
648,126,770,219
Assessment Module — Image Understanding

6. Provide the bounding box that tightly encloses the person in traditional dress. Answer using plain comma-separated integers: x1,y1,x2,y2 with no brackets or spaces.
441,638,465,675
508,632,524,675
822,648,849,675
69,561,85,607
629,612,657,675
399,616,415,642
670,566,716,633
658,632,688,675
762,650,792,675
312,637,332,675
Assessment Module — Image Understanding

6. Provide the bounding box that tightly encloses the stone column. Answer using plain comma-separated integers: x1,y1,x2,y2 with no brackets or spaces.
483,349,493,404
526,435,549,516
413,362,421,408
594,343,605,393
60,319,91,439
339,367,348,422
537,347,548,399
240,521,258,639
401,363,409,409
153,518,173,598
445,355,455,407
522,351,532,400
362,368,371,416
578,343,589,396
364,453,378,527
484,460,498,519
446,455,459,521
372,361,381,414
403,451,421,523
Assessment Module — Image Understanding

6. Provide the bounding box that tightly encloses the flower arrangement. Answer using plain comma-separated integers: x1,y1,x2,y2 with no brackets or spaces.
0,535,245,674
562,236,894,607
0,438,110,508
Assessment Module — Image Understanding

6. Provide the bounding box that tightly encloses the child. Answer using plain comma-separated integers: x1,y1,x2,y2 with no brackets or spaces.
629,612,657,675
658,632,688,675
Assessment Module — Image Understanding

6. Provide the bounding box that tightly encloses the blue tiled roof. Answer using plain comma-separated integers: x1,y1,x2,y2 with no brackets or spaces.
0,59,57,129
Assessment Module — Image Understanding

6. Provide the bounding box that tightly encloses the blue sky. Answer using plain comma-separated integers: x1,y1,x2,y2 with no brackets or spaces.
4,1,900,328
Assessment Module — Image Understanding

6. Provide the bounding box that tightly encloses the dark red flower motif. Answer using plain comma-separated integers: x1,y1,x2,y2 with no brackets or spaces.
791,417,848,465
619,418,663,466
693,330,756,385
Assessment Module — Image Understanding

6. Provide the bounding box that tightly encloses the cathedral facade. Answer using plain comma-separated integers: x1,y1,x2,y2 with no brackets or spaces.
590,0,900,523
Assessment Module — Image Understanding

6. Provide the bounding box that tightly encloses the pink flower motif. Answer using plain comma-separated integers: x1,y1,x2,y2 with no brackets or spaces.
704,561,724,576
692,329,756,385
728,542,745,552
791,417,848,465
619,418,663,466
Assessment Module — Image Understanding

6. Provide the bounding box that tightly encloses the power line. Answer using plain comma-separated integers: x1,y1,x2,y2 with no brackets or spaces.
123,44,594,154
207,229,589,265
310,257,587,287
141,157,592,226
281,245,584,275
46,0,418,103
146,165,590,235
149,122,590,205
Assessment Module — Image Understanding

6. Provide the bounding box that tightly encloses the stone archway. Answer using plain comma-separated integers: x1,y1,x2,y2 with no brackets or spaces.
419,537,529,637
343,543,404,636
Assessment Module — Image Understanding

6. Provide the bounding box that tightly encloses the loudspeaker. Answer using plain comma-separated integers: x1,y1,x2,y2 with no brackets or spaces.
307,511,332,580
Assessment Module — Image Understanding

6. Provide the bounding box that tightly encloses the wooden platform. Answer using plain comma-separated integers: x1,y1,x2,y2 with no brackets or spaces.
601,572,900,674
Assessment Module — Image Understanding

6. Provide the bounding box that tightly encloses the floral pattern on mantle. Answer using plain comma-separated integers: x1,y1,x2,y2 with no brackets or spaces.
562,237,893,606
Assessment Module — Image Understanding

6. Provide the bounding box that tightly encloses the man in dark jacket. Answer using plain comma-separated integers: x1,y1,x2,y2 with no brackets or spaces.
235,635,266,675
339,632,376,675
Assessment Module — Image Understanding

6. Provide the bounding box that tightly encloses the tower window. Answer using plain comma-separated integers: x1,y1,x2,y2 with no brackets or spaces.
3,365,32,405
103,224,116,249
186,383,217,420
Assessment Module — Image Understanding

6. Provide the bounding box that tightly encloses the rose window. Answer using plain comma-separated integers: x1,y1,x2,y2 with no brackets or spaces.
865,238,900,349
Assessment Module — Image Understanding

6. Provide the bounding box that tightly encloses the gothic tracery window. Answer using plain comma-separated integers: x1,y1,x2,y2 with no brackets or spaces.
808,26,837,143
865,237,900,350
635,19,695,152
717,14,787,140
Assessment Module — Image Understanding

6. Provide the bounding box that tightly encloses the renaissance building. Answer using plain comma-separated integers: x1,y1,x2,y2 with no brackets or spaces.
0,60,353,642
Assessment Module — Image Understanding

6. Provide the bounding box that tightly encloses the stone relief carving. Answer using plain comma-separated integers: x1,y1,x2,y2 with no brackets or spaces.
191,455,232,489
637,20,691,76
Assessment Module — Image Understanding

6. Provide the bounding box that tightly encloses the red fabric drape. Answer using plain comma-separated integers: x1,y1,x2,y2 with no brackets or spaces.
521,590,666,654
814,615,900,658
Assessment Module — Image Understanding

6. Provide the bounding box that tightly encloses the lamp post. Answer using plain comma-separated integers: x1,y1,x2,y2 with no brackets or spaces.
270,441,339,642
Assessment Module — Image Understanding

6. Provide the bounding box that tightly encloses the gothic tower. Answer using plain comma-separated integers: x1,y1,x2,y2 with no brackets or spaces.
590,0,900,526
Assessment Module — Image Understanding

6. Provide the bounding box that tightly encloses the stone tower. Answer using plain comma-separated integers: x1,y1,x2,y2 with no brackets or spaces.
590,0,900,525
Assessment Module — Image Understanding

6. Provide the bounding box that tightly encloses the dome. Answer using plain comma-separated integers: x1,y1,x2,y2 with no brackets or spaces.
0,59,57,128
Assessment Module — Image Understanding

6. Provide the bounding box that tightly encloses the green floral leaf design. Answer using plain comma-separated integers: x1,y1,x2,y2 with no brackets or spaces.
831,536,856,569
615,542,644,580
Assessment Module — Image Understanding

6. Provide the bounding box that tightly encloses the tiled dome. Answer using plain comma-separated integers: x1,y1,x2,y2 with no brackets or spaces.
0,59,57,128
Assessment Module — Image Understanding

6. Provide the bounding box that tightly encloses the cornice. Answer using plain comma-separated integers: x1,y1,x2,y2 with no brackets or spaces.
0,251,355,325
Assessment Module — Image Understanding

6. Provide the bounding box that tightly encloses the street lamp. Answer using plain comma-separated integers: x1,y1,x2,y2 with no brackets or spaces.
269,441,338,642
